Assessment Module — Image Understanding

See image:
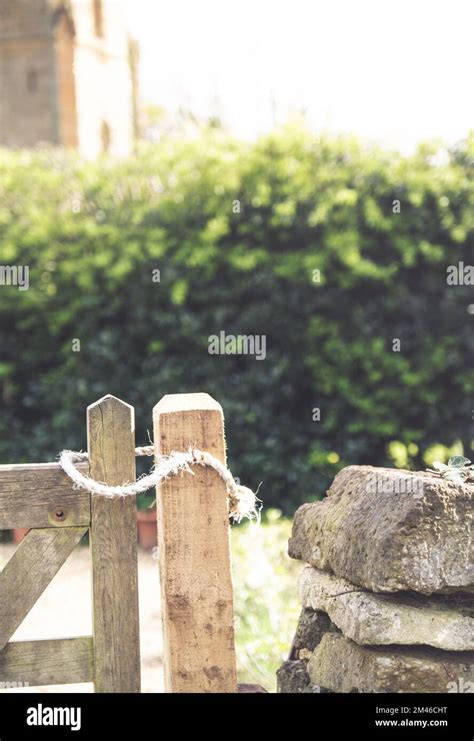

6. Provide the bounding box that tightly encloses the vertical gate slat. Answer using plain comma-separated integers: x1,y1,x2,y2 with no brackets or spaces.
88,394,141,693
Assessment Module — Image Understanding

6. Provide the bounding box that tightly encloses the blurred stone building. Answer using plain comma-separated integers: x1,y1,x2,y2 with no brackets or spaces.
0,0,140,157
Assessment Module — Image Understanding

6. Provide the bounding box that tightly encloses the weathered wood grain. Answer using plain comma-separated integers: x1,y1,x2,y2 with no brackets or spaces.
0,636,94,686
0,462,90,529
0,527,87,650
153,392,237,693
88,394,141,693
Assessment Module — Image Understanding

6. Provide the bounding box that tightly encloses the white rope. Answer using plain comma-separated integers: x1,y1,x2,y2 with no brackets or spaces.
59,445,260,523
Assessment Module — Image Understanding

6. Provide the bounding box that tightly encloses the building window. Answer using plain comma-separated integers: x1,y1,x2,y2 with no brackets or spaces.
101,121,111,153
93,0,104,37
26,70,38,93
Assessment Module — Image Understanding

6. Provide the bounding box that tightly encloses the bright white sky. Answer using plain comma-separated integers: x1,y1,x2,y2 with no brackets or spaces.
124,0,473,151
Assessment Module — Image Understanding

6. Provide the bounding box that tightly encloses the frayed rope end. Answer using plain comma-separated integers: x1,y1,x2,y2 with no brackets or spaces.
228,484,262,524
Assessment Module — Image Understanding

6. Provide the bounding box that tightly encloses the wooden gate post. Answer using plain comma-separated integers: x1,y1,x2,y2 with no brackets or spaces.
87,394,141,693
153,393,238,693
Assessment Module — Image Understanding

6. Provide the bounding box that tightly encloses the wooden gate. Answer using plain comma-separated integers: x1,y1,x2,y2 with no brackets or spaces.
0,392,239,693
0,395,141,692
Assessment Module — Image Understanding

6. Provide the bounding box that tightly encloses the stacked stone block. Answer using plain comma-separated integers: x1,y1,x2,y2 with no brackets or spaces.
278,466,474,693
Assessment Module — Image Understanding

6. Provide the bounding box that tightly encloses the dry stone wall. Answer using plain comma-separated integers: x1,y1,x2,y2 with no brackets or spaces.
278,466,474,693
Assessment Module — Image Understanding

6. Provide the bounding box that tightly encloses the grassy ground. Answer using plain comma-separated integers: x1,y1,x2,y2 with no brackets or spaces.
231,510,302,692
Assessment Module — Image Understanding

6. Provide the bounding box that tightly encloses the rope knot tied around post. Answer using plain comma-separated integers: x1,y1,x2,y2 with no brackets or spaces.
58,445,261,524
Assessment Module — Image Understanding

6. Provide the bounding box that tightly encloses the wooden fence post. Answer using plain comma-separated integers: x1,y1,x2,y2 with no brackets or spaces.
87,394,141,693
153,393,238,693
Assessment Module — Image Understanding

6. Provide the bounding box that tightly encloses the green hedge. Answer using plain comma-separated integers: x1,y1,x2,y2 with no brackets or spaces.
0,125,472,513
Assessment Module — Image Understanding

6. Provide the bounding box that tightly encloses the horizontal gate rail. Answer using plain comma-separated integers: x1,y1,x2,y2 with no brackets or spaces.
0,462,90,530
0,637,94,687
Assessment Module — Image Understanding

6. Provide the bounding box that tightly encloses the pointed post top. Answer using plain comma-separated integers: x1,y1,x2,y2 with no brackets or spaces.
87,395,135,453
87,394,134,415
